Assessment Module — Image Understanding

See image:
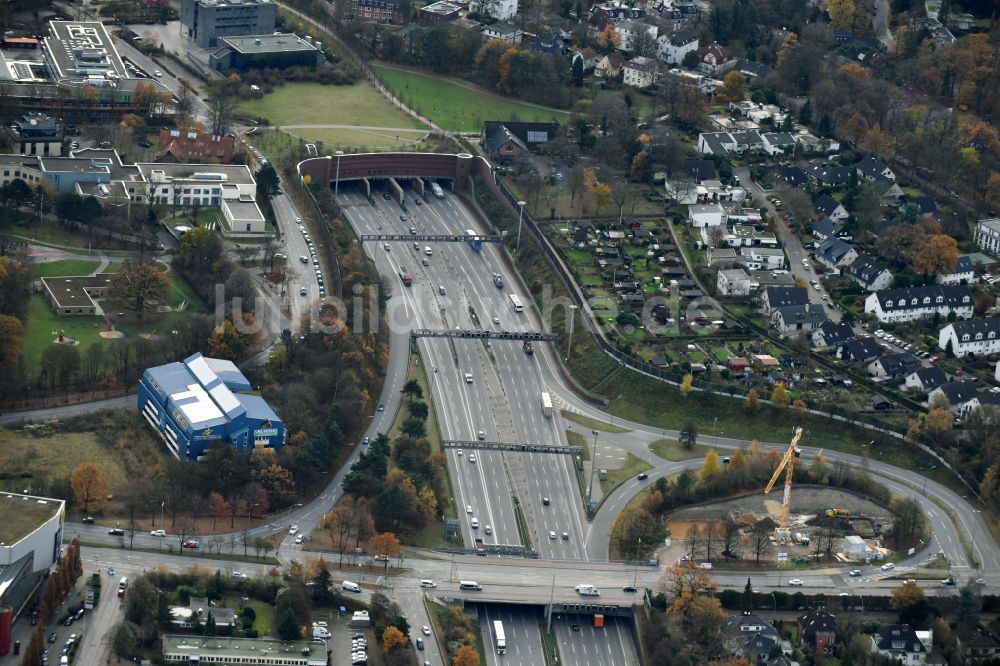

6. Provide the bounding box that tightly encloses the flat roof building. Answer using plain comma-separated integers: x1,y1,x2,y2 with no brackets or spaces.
209,32,322,71
162,635,326,665
138,352,286,460
42,21,128,80
180,0,277,48
40,273,115,316
420,1,462,25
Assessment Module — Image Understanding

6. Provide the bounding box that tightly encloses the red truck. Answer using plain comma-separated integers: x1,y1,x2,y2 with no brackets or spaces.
399,269,412,286
522,339,533,355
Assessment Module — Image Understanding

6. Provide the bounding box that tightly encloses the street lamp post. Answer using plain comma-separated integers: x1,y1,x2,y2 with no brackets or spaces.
920,465,937,495
632,537,642,588
587,429,599,505
515,200,527,251
565,304,577,362
713,416,719,452
334,150,344,203
609,393,623,426
159,501,165,528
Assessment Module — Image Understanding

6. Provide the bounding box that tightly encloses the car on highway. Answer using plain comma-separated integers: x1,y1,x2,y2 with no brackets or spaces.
400,214,408,222
421,626,431,635
48,633,57,644
82,516,95,524
881,563,895,571
542,497,550,505
383,194,391,200
289,525,299,535
383,243,390,251
471,519,479,529
415,199,422,205
549,531,556,539
484,525,492,535
637,473,648,480
377,404,385,412
466,505,473,514
295,534,304,544
941,578,955,586
477,430,485,440
362,436,370,445
107,568,114,576
299,287,307,296
623,586,637,593
108,528,124,536
571,624,580,632
409,226,416,234
789,579,803,586
492,317,500,325
299,255,308,263
456,449,462,456
469,454,476,463
154,69,162,77
849,569,862,577
562,532,569,540
232,571,248,578
420,580,436,588
150,529,166,537
182,540,199,549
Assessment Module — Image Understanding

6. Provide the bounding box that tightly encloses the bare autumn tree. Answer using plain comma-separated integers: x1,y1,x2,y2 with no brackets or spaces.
109,260,169,319
750,521,772,563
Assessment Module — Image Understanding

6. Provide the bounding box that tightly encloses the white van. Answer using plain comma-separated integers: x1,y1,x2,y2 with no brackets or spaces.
439,285,446,295
424,246,433,256
458,581,481,590
342,580,362,593
420,579,437,588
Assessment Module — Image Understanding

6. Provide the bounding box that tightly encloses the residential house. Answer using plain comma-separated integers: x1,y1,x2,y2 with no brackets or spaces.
595,51,625,78
588,7,611,32
761,132,796,156
622,56,657,88
614,19,657,51
698,132,734,155
157,129,235,163
419,1,462,25
811,321,854,349
871,625,928,665
907,195,938,218
799,609,838,656
807,163,853,187
721,614,781,657
957,625,1000,665
480,121,559,158
997,360,1000,383
717,268,753,296
938,318,1000,357
975,218,1000,257
706,247,739,267
14,112,63,157
928,380,980,418
844,254,894,290
696,41,735,74
873,176,905,201
688,203,725,228
864,285,973,323
572,47,600,72
812,217,852,243
530,30,567,54
797,133,841,154
741,246,785,270
868,353,920,379
727,356,749,372
815,237,858,270
656,29,697,64
480,21,523,44
902,367,947,393
683,158,715,182
814,194,849,221
471,0,517,20
761,286,808,314
732,58,772,79
169,597,237,629
855,155,896,181
771,303,827,337
728,130,764,153
775,164,808,188
748,270,796,288
836,338,882,364
935,254,975,285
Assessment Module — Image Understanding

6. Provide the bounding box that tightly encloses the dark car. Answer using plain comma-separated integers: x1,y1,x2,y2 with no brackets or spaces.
48,633,57,644
108,528,124,536
82,517,95,524
622,586,637,593
637,473,648,480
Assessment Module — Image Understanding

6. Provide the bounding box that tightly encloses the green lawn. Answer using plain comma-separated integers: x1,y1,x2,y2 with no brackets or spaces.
23,295,107,369
2,214,131,251
30,260,101,280
284,127,428,152
601,453,652,495
561,410,631,433
238,82,426,130
649,438,711,461
372,63,570,133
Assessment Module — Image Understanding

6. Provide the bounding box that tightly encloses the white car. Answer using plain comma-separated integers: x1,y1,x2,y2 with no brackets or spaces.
881,563,895,571
789,579,803,586
549,531,556,539
295,534,304,544
289,525,299,535
469,454,476,464
422,626,431,636
150,529,166,537
466,505,473,514
456,449,463,456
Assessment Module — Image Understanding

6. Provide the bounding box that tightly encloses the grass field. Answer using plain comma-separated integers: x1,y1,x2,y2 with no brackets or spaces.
649,438,711,461
372,64,570,133
561,410,631,433
601,453,651,495
30,260,102,280
284,127,428,152
238,82,426,131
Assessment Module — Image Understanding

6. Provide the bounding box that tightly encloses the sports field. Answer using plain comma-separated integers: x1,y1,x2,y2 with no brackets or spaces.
371,64,570,133
238,82,426,130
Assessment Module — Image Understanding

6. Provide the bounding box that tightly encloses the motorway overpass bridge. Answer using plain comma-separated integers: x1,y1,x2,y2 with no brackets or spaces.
443,440,583,455
435,591,637,620
412,329,558,341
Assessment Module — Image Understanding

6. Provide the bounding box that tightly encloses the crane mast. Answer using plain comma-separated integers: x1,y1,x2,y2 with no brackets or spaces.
763,427,803,544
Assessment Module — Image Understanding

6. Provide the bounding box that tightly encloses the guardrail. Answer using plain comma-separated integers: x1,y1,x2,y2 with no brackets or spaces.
412,329,558,341
443,440,583,455
358,233,505,243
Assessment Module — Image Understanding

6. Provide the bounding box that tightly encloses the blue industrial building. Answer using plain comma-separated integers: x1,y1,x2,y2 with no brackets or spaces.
137,353,285,460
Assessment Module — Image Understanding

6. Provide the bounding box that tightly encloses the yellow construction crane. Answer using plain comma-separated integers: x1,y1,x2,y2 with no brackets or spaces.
763,427,803,544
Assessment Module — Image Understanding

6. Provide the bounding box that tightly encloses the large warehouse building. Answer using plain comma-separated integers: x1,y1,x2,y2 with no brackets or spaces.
138,353,285,460
0,493,65,656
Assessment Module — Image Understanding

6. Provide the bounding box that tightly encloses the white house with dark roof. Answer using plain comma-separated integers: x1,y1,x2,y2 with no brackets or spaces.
929,380,980,417
814,194,849,221
622,55,657,88
717,268,753,296
811,321,853,349
614,19,657,51
741,247,785,270
815,237,858,270
844,253,893,290
855,155,895,181
936,254,975,285
902,367,947,393
868,352,919,379
938,318,1000,357
656,29,697,63
771,303,827,337
807,164,853,187
761,132,796,156
871,625,927,665
836,338,882,364
762,286,808,314
864,285,973,323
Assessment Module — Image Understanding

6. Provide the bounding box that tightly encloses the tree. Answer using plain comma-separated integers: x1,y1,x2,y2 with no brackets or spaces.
954,585,981,624
744,389,760,415
659,561,718,613
255,163,280,206
326,504,355,564
700,451,721,479
679,422,698,450
0,314,23,370
750,521,772,562
631,30,657,58
680,373,694,397
905,421,922,447
40,344,80,389
597,25,621,52
382,624,409,653
913,235,959,276
770,384,790,408
206,87,239,136
70,462,109,513
208,492,229,530
571,55,584,87
453,645,480,666
682,50,700,69
924,408,954,434
401,379,423,402
368,532,402,569
276,606,302,641
110,261,168,318
207,320,245,360
891,583,930,627
719,71,747,100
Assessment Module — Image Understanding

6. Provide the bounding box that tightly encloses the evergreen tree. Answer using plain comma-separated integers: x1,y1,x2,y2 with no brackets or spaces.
205,611,217,636
742,578,753,614
277,606,302,641
572,56,584,87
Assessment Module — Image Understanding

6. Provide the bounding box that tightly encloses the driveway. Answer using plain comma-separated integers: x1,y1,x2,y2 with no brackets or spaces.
735,166,842,323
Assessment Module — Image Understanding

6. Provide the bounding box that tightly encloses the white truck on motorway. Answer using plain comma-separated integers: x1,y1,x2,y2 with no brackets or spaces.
575,584,600,596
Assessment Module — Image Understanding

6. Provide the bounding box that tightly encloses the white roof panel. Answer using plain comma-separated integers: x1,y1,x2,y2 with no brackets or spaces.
186,355,218,386
209,383,241,414
173,383,225,427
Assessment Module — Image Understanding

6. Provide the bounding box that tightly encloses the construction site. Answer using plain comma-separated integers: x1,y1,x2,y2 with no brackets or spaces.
661,429,901,567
